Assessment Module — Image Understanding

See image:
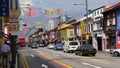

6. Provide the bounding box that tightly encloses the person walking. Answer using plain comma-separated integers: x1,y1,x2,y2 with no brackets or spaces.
1,41,10,68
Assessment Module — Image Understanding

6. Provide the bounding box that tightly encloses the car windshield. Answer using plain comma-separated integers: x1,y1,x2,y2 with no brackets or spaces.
69,42,78,45
81,45,94,49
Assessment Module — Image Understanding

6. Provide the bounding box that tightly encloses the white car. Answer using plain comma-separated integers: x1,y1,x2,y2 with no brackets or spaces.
111,49,120,56
47,43,55,49
63,41,80,53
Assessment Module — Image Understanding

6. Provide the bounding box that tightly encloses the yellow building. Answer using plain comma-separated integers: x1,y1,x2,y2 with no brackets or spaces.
57,22,74,43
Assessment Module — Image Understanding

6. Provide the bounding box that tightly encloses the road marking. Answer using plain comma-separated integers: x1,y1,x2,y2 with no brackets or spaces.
20,54,29,68
42,64,48,68
31,54,35,57
53,54,59,56
76,56,108,63
81,62,102,68
39,53,72,68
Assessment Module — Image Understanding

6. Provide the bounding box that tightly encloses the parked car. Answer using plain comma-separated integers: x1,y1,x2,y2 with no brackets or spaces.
111,49,120,57
75,44,97,56
54,42,63,50
47,43,55,49
31,42,38,48
63,41,80,53
39,41,45,47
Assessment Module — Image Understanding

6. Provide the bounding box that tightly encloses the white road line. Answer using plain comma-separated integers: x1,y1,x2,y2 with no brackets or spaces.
81,62,102,68
42,64,48,68
53,54,59,56
31,55,35,57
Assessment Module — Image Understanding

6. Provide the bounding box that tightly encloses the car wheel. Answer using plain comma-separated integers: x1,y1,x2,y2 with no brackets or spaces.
79,52,83,56
113,52,119,57
75,52,78,55
92,54,95,56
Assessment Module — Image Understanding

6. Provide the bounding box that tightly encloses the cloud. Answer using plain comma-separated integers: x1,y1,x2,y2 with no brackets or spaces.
19,0,34,6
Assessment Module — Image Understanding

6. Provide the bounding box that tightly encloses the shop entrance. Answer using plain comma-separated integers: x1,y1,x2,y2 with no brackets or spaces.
97,37,102,51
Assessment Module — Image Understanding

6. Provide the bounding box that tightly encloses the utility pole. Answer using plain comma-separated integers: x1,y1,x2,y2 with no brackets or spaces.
73,0,89,44
85,0,89,44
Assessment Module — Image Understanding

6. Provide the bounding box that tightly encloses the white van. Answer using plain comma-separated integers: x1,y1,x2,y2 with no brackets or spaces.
63,41,80,53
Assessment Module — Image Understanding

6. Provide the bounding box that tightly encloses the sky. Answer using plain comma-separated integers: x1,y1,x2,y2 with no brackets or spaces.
19,0,120,23
19,0,120,38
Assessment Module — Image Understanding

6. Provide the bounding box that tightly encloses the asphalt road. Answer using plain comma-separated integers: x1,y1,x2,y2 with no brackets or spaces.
19,47,120,68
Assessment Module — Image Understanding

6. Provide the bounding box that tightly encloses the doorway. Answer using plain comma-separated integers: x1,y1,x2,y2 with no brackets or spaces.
97,37,102,51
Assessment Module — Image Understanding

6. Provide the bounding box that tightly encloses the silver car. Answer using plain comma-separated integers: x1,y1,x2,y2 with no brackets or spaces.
111,49,120,56
47,43,55,49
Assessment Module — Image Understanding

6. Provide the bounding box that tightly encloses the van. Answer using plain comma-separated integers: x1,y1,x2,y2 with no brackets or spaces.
63,41,80,53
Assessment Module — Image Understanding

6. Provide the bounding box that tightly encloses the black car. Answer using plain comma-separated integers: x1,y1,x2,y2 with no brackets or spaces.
75,44,97,56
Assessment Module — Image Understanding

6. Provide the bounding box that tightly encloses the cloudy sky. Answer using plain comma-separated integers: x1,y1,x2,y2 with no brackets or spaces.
19,0,120,38
20,0,120,24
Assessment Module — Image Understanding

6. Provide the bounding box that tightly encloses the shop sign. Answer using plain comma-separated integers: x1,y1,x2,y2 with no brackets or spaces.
8,23,20,35
9,10,21,18
9,18,19,22
106,25,116,31
0,0,9,16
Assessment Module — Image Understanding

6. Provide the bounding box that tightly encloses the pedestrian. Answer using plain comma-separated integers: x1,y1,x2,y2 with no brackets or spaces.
1,41,10,67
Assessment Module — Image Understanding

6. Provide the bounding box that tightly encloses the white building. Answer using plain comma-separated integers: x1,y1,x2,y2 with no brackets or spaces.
92,6,105,51
48,19,55,30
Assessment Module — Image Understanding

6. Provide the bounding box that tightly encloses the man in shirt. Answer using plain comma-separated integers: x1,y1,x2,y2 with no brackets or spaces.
1,41,10,67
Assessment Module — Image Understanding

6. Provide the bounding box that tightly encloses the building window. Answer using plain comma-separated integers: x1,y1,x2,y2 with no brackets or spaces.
97,10,99,15
109,18,113,26
113,17,116,25
107,15,110,19
97,23,100,30
94,12,96,16
70,31,73,36
88,24,90,32
91,24,93,31
85,25,87,33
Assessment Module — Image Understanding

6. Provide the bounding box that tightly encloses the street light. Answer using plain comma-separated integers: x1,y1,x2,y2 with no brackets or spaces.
74,0,89,44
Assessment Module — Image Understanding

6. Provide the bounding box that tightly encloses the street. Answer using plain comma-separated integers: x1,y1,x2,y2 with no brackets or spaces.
19,47,120,68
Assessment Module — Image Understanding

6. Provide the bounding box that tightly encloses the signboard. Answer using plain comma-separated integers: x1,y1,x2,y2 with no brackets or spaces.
80,20,85,35
0,0,9,16
9,18,19,22
0,18,2,34
9,0,21,18
8,23,20,35
9,10,21,18
116,8,120,49
8,23,20,31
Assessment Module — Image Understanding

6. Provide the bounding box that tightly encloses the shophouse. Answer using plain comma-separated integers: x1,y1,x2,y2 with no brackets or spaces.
82,14,93,45
103,2,120,51
92,6,105,51
57,19,76,43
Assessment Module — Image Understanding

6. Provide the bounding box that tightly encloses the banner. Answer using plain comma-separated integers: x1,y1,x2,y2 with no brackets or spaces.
42,8,62,19
116,8,120,49
80,20,85,35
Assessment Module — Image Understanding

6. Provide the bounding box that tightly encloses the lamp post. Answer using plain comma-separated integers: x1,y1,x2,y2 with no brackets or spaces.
74,0,89,44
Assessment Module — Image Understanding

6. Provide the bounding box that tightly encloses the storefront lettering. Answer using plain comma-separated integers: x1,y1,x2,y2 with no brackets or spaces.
106,26,116,31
